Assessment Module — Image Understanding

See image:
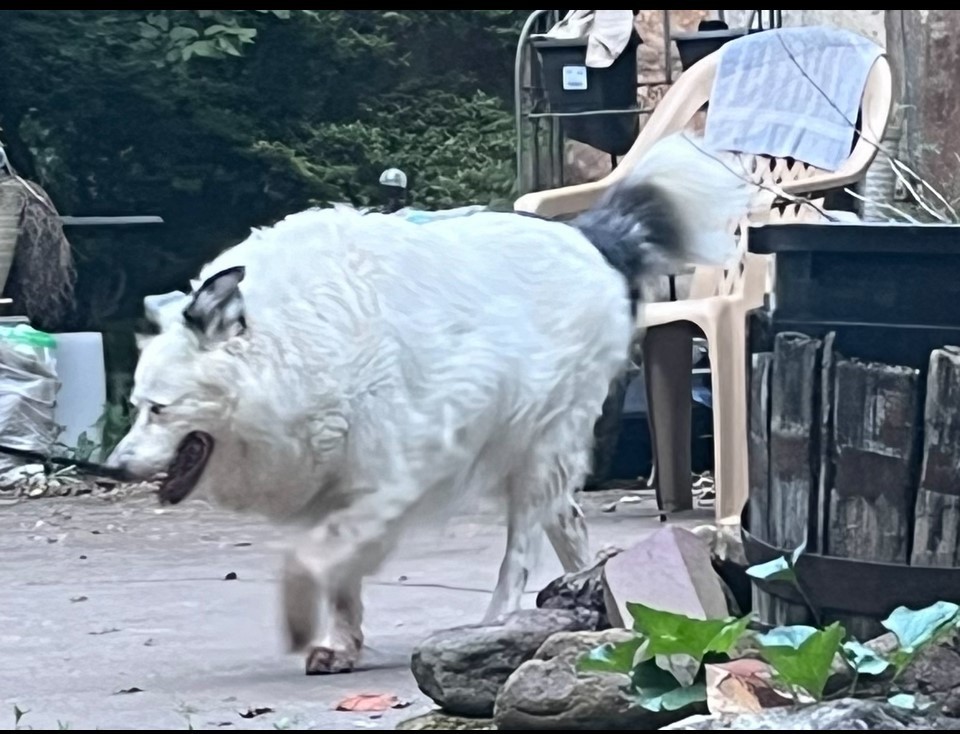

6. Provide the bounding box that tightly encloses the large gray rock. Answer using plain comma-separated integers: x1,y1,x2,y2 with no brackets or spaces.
663,698,960,730
494,629,706,730
603,526,730,627
536,546,621,628
411,608,597,717
397,712,495,730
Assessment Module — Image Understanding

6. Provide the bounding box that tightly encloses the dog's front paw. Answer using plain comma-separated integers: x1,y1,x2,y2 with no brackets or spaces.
305,645,357,675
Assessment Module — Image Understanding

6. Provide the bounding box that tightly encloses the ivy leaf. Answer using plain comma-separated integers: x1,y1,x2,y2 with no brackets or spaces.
626,603,752,665
631,659,707,712
746,556,794,582
579,635,646,675
882,602,960,654
757,623,845,700
842,640,890,676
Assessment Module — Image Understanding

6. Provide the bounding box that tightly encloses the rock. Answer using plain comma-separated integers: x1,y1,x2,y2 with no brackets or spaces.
602,527,729,628
397,712,496,730
411,608,598,717
495,629,704,730
536,546,622,628
691,523,751,616
893,629,960,717
662,698,960,730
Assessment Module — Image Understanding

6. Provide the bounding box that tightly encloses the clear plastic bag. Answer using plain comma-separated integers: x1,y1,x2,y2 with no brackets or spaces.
0,325,59,481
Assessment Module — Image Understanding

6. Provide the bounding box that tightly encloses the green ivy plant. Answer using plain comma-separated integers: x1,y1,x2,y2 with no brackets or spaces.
579,600,960,713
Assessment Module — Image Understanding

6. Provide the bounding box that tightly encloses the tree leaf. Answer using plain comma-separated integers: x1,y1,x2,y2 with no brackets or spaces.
169,26,200,43
203,23,230,37
882,601,960,654
216,36,242,56
137,22,161,40
842,640,890,676
579,635,646,675
625,603,752,666
185,40,219,59
146,13,169,32
757,622,845,700
746,556,795,582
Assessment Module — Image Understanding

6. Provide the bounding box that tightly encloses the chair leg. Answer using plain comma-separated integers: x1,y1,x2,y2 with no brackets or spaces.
705,315,750,524
643,322,694,513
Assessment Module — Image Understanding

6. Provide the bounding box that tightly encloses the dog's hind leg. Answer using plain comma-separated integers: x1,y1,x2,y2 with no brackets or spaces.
544,498,591,574
483,484,537,622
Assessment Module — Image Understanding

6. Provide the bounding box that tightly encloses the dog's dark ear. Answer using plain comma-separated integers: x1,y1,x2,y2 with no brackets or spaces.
183,266,247,344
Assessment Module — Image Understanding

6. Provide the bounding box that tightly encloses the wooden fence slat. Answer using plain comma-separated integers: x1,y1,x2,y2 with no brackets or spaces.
912,346,960,567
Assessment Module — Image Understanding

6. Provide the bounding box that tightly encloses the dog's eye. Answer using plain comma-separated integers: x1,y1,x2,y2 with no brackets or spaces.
149,404,166,416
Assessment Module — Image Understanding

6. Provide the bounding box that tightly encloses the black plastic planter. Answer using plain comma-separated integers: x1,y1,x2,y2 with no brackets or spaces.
533,31,642,156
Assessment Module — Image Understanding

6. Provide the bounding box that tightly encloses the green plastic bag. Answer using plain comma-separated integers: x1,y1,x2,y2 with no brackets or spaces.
0,324,57,349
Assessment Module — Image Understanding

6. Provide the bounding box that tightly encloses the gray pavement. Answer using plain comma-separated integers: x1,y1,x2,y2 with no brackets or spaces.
0,487,709,730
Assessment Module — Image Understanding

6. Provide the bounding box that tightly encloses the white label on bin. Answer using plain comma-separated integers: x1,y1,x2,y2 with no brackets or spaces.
562,65,588,91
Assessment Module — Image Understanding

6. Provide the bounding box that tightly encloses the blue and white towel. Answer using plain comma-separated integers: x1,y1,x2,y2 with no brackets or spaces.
704,26,883,172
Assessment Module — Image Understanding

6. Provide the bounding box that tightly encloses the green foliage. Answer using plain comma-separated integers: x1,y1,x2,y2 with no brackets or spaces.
578,607,752,712
94,401,134,463
746,541,806,584
0,10,522,341
578,600,960,711
756,623,845,700
842,640,890,676
883,601,960,677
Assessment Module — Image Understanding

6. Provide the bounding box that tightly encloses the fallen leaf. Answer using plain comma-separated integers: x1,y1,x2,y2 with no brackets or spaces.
238,707,274,719
224,572,238,580
705,659,793,715
70,595,88,603
114,686,144,695
89,627,120,635
336,694,409,712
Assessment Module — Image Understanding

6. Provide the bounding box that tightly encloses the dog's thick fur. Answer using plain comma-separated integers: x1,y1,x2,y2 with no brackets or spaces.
108,134,750,674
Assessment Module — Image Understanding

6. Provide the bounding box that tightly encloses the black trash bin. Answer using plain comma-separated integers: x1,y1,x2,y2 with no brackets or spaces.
533,30,642,156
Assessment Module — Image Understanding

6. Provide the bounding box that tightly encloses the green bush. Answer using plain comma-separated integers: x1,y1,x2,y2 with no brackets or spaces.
0,10,522,337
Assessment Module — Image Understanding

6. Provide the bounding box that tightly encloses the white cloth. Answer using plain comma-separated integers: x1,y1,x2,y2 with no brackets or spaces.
543,10,635,69
704,26,883,172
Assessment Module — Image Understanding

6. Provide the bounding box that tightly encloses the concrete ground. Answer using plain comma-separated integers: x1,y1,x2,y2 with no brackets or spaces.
0,486,709,730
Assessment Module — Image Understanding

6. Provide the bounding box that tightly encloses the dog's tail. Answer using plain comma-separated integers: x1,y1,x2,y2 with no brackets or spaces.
573,134,753,302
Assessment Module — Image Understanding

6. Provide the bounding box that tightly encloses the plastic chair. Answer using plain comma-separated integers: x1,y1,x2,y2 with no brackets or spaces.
514,46,893,525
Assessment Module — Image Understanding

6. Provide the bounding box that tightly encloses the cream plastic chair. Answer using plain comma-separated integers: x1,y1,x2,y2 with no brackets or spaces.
515,47,893,525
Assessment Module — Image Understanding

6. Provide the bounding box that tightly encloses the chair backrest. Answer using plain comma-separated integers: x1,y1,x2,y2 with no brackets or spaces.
514,44,893,221
514,36,893,303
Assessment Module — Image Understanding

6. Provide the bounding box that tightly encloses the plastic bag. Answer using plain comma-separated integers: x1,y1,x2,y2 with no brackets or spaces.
0,325,59,482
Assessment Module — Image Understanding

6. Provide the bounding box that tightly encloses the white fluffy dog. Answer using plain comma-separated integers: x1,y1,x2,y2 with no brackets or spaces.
107,135,749,674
